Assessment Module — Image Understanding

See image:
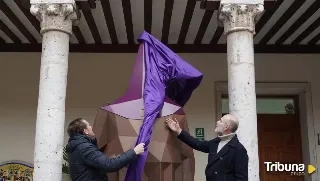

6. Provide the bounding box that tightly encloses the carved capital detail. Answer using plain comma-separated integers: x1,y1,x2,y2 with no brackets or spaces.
218,3,264,35
30,3,80,35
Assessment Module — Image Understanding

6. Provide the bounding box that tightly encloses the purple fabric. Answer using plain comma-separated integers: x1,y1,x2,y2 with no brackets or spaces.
124,31,203,181
111,45,144,104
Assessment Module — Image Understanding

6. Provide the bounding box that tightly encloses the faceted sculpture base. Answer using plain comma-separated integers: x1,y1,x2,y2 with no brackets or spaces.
93,109,195,181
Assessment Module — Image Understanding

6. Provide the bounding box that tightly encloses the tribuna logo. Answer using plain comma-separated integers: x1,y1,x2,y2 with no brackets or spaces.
264,162,305,176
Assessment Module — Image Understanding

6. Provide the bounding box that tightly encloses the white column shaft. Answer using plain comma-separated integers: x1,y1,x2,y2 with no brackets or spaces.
34,30,69,181
228,31,258,180
219,3,264,181
30,3,78,181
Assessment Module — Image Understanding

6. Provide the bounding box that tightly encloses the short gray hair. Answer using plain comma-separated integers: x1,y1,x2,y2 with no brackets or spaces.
229,120,238,133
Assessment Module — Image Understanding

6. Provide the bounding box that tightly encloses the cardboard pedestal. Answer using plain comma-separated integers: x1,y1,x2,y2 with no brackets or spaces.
91,31,202,181
93,109,195,181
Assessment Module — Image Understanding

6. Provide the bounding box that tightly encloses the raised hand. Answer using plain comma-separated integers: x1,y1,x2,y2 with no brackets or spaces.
165,117,182,134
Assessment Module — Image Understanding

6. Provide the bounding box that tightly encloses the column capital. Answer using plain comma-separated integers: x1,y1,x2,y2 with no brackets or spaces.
30,3,80,35
218,3,264,36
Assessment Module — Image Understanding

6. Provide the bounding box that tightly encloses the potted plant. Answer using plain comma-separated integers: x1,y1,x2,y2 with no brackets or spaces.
62,146,71,181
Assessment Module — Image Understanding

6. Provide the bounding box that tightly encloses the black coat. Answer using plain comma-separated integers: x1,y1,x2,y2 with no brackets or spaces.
177,130,248,181
66,134,138,181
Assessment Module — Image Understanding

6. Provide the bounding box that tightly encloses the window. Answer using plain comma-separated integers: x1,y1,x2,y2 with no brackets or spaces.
222,97,296,114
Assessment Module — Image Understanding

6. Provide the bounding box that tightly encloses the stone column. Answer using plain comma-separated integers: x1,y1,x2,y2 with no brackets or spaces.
30,2,79,181
218,3,263,181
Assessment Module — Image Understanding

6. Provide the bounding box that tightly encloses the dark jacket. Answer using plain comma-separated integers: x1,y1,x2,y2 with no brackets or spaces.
66,134,138,181
177,130,248,181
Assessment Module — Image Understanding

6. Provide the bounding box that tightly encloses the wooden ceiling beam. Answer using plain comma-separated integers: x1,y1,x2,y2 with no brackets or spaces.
161,0,174,44
276,0,320,45
194,10,215,44
199,0,277,10
292,17,320,45
144,0,152,33
121,0,134,44
259,0,306,44
308,33,320,45
254,0,283,37
14,0,40,32
72,26,85,44
210,27,224,44
1,43,320,54
0,1,37,43
22,0,97,10
75,0,97,10
82,9,102,44
178,0,197,44
0,36,5,43
100,0,118,44
0,20,21,43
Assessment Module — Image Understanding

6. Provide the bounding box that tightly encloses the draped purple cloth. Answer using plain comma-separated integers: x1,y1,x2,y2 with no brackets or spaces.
124,31,203,181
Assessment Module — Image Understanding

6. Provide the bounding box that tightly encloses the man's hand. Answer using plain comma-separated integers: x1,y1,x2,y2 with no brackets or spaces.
165,117,182,134
133,143,145,155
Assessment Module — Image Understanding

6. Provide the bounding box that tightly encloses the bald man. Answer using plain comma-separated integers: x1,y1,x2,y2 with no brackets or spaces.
166,114,248,181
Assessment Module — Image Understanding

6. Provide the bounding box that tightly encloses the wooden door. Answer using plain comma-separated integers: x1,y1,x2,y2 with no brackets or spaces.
258,114,303,181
